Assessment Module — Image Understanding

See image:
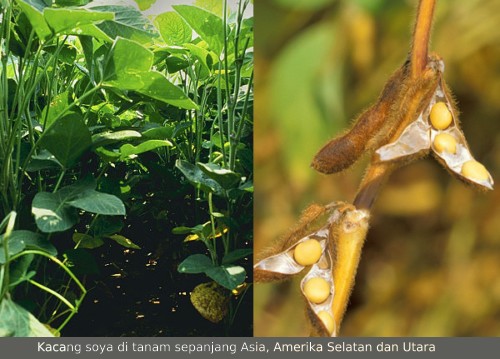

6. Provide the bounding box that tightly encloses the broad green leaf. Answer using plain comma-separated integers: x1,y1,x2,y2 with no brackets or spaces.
40,91,70,129
39,113,92,168
43,8,114,38
0,232,27,264
90,215,123,237
72,233,104,249
8,254,36,288
107,234,141,249
205,265,246,290
105,37,153,82
53,0,91,6
64,249,100,275
155,11,192,46
142,126,173,140
222,248,252,265
91,130,142,148
16,0,52,41
184,43,216,78
32,192,79,233
178,254,214,274
165,55,190,73
173,5,226,55
11,230,57,256
176,159,223,195
133,71,197,109
194,0,223,17
197,162,241,189
238,180,253,193
32,178,97,233
90,5,158,44
0,298,54,337
133,0,156,11
68,190,126,216
104,38,197,109
119,140,172,160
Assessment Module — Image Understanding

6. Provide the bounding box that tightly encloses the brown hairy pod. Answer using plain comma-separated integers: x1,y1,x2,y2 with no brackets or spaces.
311,55,442,174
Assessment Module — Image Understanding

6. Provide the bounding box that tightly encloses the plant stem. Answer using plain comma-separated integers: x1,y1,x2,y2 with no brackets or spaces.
353,162,393,210
411,0,436,78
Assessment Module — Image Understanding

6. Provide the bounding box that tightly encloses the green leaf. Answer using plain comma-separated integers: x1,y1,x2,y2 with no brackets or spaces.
105,37,153,82
178,254,214,274
136,71,198,109
104,38,197,109
27,150,63,172
119,140,172,160
15,230,57,256
165,55,190,73
184,43,216,78
68,190,126,216
32,178,113,233
205,265,246,290
90,215,123,237
197,162,241,189
39,113,92,168
90,5,158,44
173,5,226,55
133,0,156,11
238,180,253,193
0,298,54,337
155,11,192,46
32,191,79,233
176,159,223,195
142,126,173,140
194,0,223,17
17,0,52,41
107,234,141,249
172,226,197,235
222,248,252,265
72,233,104,249
43,8,114,38
0,232,27,264
8,254,36,288
40,91,70,129
91,130,142,148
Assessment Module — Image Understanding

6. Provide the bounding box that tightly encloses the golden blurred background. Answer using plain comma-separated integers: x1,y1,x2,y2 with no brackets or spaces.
254,0,500,336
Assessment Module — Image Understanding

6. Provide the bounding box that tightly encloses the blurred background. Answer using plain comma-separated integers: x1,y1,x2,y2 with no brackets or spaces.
254,0,500,336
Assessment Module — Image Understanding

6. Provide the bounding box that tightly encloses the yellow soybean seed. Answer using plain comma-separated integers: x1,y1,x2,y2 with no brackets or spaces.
433,133,457,154
303,277,330,304
430,102,452,130
461,160,490,181
294,239,322,266
317,311,335,335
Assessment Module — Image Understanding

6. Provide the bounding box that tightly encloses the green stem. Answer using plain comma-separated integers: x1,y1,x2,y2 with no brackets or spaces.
9,250,87,294
0,211,16,300
28,279,75,311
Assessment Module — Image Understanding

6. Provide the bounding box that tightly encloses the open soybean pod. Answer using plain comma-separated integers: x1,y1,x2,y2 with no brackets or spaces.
254,202,353,282
375,58,494,191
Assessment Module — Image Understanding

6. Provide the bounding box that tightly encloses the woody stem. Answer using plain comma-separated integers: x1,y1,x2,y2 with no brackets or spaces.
411,0,436,78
